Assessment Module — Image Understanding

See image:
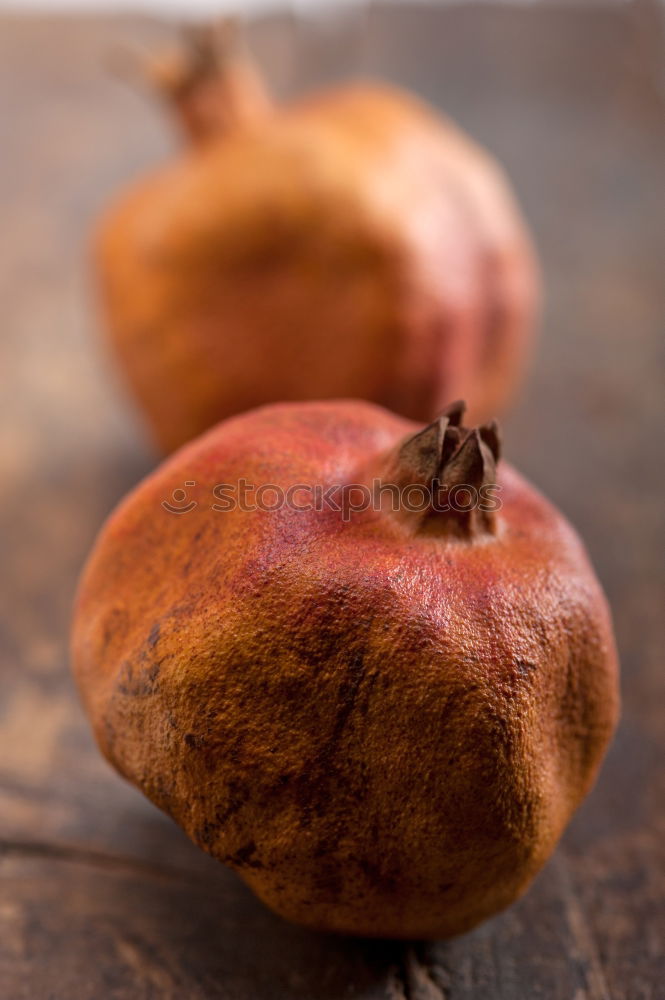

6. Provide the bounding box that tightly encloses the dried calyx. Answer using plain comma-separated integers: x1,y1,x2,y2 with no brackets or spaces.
145,20,273,142
389,400,501,539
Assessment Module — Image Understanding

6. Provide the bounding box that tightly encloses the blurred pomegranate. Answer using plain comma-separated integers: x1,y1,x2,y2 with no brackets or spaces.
96,23,540,452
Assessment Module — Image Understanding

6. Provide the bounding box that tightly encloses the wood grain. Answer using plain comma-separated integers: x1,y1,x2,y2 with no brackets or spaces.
1,4,663,997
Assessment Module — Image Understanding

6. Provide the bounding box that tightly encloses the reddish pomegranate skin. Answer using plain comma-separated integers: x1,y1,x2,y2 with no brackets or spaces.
71,400,618,940
95,27,539,453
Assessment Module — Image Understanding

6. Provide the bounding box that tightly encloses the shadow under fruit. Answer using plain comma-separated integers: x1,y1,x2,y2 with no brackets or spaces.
95,23,540,453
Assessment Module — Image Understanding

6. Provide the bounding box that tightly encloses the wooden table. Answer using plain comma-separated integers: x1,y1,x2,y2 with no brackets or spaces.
1,4,663,997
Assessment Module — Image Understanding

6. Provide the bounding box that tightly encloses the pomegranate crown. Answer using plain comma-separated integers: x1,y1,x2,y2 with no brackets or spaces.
399,400,500,489
393,401,501,539
148,20,242,98
108,18,272,144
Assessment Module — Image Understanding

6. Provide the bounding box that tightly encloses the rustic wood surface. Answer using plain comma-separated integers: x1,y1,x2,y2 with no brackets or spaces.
1,4,663,998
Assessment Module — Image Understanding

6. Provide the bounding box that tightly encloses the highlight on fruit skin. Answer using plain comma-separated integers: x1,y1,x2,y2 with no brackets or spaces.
71,399,619,940
95,20,540,453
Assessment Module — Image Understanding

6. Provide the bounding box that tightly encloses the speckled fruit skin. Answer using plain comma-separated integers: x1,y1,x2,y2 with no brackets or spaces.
95,37,539,453
71,401,618,940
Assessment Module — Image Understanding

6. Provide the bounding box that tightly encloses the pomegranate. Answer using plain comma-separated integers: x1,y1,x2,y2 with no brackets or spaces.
71,399,618,939
95,23,539,453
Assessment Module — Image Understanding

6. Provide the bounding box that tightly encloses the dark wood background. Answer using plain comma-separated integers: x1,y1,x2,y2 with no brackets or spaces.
1,4,663,997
